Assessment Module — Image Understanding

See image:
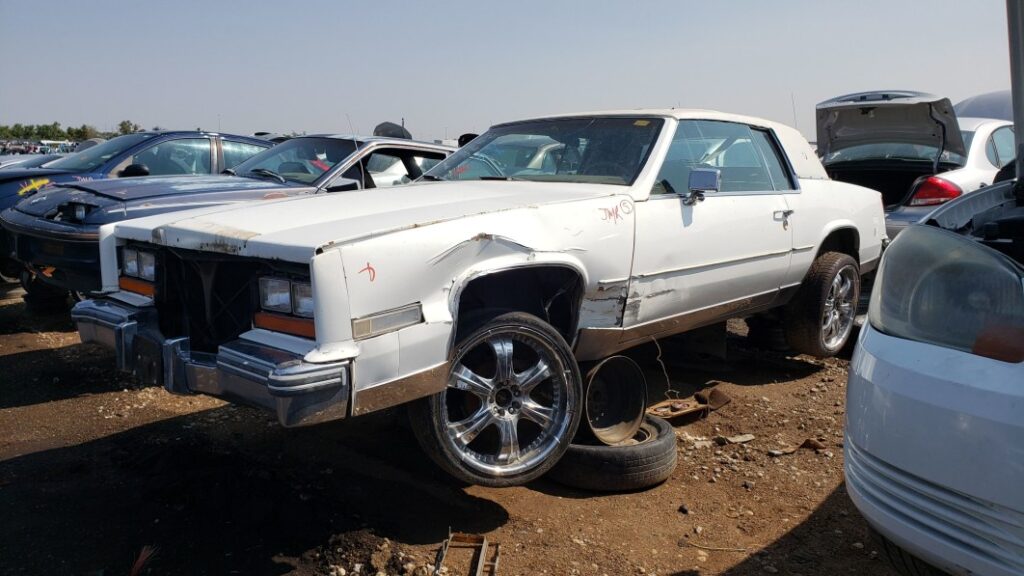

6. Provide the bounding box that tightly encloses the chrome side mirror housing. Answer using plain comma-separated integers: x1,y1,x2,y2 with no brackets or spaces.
682,168,720,205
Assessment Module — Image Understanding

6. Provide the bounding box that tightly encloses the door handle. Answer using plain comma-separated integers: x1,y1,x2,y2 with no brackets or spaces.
774,209,794,219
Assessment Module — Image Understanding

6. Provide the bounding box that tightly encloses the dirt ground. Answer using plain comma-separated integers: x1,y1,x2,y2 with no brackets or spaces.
0,282,899,576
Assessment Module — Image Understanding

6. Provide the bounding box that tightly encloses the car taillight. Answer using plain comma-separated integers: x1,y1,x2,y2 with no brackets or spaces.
908,177,962,206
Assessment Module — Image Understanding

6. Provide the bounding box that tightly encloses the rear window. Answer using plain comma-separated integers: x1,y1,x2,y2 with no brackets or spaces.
824,143,966,166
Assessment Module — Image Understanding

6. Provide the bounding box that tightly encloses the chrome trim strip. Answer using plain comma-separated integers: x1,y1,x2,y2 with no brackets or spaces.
575,289,780,361
633,250,792,279
350,362,450,416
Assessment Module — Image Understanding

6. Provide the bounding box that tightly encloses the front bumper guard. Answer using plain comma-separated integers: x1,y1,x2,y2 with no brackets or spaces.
72,299,350,427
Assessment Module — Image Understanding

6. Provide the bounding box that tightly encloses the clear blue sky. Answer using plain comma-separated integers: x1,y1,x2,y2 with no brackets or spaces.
0,0,1011,141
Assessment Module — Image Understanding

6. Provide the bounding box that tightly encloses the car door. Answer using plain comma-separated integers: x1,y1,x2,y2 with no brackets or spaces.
108,137,214,177
627,120,794,328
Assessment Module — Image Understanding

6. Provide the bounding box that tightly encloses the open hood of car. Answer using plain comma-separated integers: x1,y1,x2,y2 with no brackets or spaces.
816,91,966,160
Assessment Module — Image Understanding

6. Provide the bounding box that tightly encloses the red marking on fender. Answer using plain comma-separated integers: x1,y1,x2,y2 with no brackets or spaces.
619,199,633,214
359,262,376,282
599,205,622,223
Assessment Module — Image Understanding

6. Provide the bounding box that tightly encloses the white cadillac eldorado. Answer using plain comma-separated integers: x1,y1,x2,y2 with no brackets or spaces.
73,110,886,486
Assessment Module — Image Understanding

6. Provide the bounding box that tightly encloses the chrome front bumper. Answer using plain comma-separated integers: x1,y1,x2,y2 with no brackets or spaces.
72,299,350,427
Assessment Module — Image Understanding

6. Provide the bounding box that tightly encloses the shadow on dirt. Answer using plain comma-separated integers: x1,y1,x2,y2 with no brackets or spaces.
0,406,509,576
0,342,138,409
669,482,892,576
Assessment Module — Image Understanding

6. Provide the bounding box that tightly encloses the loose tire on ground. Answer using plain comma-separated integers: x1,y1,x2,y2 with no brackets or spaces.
409,311,583,487
546,415,678,492
869,527,948,576
785,251,860,357
20,273,71,313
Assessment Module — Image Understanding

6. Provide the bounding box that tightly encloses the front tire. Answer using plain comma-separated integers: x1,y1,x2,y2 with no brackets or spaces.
785,251,860,357
409,311,582,487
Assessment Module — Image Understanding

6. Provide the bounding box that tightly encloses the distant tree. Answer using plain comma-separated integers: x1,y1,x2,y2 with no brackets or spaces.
151,125,162,131
10,123,26,139
117,120,138,135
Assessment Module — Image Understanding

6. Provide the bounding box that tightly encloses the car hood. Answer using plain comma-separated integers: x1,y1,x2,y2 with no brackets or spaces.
14,175,314,225
52,174,300,202
115,180,621,263
816,91,966,159
0,168,75,200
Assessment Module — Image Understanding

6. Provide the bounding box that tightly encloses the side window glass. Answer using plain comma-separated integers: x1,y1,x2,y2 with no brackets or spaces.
365,152,410,188
992,127,1015,168
222,140,267,170
751,130,795,190
653,120,774,194
130,138,211,175
986,138,999,167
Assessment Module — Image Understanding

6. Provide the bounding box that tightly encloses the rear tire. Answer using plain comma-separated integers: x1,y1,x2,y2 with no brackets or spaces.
409,311,582,487
785,251,859,357
547,415,678,492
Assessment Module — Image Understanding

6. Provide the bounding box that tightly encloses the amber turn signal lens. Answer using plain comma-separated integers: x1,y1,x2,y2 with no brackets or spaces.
118,276,155,296
253,311,316,339
972,323,1024,363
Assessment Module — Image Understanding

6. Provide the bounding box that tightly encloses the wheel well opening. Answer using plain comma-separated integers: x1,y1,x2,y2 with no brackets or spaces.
818,228,859,262
455,267,583,343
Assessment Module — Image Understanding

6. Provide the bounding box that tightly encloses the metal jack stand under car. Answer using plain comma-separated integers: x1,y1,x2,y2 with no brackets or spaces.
434,529,501,576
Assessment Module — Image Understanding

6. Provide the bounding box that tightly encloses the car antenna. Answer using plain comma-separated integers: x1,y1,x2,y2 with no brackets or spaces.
345,113,368,188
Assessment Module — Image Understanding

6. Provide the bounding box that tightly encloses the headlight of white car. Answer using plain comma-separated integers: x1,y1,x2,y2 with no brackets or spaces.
120,246,157,281
290,281,314,318
869,224,1024,362
258,277,293,314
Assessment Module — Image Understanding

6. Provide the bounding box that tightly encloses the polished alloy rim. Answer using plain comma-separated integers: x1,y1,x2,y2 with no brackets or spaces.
442,327,571,477
821,265,857,350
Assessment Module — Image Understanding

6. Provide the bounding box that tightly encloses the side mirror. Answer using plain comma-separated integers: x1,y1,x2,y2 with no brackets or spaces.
682,168,720,205
120,163,150,177
324,177,361,192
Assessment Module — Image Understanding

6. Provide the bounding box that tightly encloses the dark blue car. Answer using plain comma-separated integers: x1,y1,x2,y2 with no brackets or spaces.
0,135,453,309
0,131,271,280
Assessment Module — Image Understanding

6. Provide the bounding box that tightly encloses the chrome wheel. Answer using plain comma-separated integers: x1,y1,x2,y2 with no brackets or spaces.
821,264,857,350
442,326,575,478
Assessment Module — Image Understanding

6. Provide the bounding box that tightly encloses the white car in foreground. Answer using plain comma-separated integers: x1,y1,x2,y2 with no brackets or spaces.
846,182,1024,575
73,109,885,486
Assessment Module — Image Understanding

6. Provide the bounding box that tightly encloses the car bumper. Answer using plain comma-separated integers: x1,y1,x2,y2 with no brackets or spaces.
883,205,934,239
845,324,1024,576
0,208,102,293
72,298,351,427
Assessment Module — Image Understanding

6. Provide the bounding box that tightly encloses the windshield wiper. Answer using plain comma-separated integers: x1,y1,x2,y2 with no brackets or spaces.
420,174,445,181
221,168,236,176
479,175,521,181
246,168,286,184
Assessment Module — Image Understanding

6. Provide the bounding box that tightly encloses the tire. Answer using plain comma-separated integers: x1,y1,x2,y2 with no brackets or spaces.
785,251,860,357
20,272,70,313
408,311,583,487
546,415,678,492
870,527,949,576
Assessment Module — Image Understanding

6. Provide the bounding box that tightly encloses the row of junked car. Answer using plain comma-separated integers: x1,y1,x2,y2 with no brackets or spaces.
0,92,1020,576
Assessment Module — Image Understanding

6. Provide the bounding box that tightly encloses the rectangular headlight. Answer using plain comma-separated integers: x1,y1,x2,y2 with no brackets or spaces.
259,277,292,313
291,282,314,317
138,251,156,281
352,304,422,340
122,247,139,277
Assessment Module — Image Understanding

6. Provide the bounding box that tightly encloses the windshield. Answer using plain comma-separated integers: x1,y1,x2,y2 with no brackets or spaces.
824,141,967,166
231,137,357,185
45,133,157,172
423,117,664,185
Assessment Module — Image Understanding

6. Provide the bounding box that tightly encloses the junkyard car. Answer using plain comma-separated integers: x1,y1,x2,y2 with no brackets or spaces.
0,135,451,305
818,90,1013,237
845,181,1024,576
0,131,270,280
73,110,886,486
